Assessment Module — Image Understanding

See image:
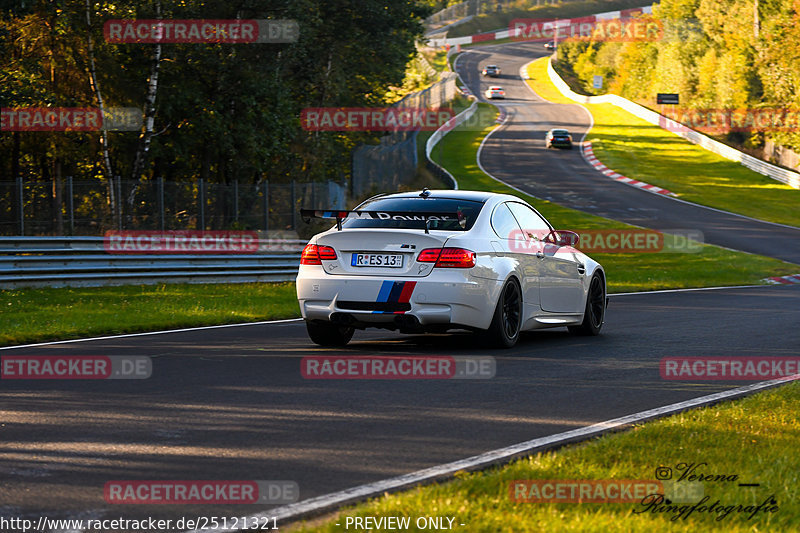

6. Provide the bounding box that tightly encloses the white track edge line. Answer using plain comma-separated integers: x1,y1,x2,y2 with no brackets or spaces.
184,375,799,533
6,285,786,351
0,318,303,351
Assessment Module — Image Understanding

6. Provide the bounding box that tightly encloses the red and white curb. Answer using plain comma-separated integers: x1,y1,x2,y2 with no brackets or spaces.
582,142,676,196
764,274,800,284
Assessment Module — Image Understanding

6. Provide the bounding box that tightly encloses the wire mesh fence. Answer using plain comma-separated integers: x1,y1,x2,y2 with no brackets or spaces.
350,72,458,198
0,177,347,236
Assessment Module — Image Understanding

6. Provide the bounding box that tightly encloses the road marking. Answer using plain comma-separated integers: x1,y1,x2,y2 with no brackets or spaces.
608,284,774,296
185,375,799,532
582,141,675,196
0,318,303,351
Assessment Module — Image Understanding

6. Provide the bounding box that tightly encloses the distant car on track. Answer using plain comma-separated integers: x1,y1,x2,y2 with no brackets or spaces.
485,86,505,99
296,189,607,348
546,128,573,149
481,64,501,77
544,41,556,50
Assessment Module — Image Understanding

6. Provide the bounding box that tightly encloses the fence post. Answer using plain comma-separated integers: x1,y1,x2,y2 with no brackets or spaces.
264,180,269,231
234,180,239,224
199,178,205,230
67,176,74,235
291,180,297,230
16,176,23,236
158,176,165,231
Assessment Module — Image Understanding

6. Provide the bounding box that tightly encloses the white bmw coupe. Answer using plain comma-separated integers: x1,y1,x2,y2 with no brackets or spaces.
296,189,606,348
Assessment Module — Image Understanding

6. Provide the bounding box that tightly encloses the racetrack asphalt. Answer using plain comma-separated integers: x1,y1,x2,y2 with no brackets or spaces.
1,285,799,527
457,42,800,265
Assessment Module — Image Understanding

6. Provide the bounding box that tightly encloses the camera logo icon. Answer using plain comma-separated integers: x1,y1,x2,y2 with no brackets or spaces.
655,466,672,480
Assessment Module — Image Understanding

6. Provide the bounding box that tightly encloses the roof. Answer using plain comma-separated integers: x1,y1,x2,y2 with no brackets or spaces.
378,189,497,203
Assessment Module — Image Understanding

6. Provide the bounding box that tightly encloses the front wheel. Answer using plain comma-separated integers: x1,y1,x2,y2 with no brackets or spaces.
306,321,354,346
486,278,522,348
568,273,605,336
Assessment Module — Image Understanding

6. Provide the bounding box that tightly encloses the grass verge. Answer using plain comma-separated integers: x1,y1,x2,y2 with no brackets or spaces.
293,381,800,532
0,282,299,347
430,102,797,292
526,57,800,227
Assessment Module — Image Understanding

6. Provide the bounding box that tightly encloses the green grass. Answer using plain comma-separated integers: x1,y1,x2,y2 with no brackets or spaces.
447,0,650,38
526,57,800,227
0,282,299,347
293,381,800,532
430,102,797,292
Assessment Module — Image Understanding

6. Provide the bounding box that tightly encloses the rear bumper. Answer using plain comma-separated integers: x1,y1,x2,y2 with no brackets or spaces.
549,139,572,147
296,266,500,331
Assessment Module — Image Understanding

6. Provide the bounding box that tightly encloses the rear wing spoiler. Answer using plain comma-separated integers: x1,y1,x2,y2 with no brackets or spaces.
299,209,466,232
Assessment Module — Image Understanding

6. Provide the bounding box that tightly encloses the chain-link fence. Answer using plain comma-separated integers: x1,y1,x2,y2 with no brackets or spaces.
350,72,458,198
0,177,346,236
426,2,472,26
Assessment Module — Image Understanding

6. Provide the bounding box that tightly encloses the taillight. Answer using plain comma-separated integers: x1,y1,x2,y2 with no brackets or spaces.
417,248,476,268
300,244,337,265
317,246,337,260
300,244,321,265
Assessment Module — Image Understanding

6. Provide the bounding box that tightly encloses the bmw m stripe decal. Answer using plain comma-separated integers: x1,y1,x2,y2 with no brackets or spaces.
375,280,417,313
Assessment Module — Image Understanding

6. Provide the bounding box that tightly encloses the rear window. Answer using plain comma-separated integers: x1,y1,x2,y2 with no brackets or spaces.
344,197,484,231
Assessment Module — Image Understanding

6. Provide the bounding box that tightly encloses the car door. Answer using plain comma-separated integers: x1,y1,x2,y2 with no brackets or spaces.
489,202,540,319
506,202,583,314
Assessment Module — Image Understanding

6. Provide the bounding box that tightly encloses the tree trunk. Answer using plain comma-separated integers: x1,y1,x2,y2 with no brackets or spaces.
85,0,117,222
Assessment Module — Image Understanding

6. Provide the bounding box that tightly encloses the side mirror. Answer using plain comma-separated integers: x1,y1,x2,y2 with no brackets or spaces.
544,230,580,248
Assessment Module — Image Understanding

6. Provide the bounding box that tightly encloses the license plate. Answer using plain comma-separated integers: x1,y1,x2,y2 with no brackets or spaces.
351,253,403,268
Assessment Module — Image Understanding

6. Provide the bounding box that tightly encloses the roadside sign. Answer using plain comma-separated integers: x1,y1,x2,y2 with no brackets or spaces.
593,75,603,89
657,93,679,105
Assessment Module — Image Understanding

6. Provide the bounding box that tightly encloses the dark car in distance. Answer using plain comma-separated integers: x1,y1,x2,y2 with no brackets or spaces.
545,128,573,149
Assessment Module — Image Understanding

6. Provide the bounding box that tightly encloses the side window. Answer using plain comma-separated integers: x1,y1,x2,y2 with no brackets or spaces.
491,203,525,241
507,202,551,240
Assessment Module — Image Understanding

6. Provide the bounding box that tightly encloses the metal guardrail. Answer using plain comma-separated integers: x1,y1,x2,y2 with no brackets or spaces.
546,56,800,189
0,237,303,288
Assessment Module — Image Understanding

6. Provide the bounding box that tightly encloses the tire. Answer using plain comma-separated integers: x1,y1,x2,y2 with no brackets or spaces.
486,278,522,348
568,273,605,336
305,320,354,346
